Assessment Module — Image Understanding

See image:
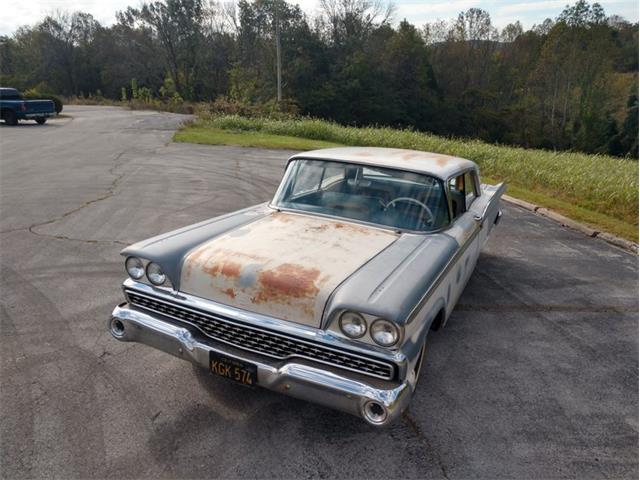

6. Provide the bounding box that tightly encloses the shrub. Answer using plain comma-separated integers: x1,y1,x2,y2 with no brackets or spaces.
199,96,299,120
23,90,63,113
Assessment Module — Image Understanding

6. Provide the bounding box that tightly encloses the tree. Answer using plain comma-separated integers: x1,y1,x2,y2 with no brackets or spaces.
501,21,523,42
382,20,438,129
529,1,616,150
617,94,639,157
0,0,635,157
121,0,205,99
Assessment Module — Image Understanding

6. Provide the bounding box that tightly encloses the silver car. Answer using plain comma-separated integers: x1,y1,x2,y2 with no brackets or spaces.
109,147,505,426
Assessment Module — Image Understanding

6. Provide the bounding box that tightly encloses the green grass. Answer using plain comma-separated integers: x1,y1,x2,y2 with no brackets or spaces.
175,116,639,242
174,126,342,150
485,178,638,241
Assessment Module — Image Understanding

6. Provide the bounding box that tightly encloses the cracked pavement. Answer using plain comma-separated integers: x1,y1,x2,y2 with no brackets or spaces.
1,106,638,479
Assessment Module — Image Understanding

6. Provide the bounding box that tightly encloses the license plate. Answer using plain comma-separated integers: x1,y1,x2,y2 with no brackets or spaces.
209,352,257,386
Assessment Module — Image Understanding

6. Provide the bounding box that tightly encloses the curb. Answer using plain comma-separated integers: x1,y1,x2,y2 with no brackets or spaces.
501,194,638,254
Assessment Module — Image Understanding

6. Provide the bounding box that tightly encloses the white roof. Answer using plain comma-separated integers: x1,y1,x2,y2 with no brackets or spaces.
289,147,477,179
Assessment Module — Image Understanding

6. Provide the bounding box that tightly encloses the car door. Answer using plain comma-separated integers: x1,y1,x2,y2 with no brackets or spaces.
467,173,506,249
445,170,481,309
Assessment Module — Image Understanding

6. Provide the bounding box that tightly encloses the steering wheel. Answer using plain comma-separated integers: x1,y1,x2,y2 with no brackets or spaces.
385,197,435,226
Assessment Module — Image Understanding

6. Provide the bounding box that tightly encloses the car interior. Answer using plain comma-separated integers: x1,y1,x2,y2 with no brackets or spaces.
275,161,452,231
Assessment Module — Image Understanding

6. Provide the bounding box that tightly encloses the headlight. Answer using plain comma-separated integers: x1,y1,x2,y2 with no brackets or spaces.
146,262,166,285
370,319,400,346
339,311,367,338
125,256,144,279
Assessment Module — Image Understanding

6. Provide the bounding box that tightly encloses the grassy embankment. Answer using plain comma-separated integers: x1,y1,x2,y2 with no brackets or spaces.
175,116,638,242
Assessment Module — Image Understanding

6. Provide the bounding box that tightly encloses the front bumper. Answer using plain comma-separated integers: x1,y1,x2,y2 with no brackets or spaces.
109,303,414,426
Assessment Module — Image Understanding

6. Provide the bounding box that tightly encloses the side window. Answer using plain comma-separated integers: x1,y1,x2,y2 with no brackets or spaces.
464,171,478,209
448,171,478,219
448,175,466,219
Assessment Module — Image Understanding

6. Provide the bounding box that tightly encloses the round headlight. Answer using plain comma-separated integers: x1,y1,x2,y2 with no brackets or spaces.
146,262,166,285
339,311,367,338
125,256,144,279
370,319,400,347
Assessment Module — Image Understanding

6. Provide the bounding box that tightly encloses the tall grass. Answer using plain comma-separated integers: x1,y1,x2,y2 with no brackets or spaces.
200,115,639,225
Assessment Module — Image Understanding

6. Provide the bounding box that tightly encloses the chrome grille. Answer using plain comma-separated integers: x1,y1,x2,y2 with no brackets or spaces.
125,290,395,380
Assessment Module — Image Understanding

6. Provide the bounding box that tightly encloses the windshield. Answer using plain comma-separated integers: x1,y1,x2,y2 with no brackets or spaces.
272,159,450,232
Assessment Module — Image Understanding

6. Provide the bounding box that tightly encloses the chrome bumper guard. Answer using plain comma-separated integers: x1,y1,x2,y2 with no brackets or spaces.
110,303,413,426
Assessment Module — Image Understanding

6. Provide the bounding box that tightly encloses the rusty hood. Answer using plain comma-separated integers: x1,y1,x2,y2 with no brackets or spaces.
179,212,399,327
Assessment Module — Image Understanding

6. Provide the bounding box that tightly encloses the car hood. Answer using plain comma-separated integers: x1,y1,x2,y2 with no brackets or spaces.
180,211,399,327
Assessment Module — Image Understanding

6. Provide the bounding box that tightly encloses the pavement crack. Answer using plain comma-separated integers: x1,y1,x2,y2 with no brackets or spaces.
98,350,112,360
26,229,129,246
23,151,130,246
402,412,450,480
0,226,29,234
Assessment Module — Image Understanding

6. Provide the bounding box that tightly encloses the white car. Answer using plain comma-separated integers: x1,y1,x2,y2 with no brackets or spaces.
109,147,505,425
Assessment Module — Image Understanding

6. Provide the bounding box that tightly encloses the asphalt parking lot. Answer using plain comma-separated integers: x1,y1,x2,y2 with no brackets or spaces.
1,106,637,479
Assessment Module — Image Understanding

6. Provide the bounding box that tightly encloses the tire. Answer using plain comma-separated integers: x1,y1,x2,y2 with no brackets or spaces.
35,117,47,125
4,110,18,126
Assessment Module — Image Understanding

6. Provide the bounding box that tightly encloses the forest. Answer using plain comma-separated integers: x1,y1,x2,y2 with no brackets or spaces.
0,0,638,157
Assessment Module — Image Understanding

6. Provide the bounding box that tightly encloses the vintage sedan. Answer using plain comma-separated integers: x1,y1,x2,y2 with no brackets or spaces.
109,147,505,426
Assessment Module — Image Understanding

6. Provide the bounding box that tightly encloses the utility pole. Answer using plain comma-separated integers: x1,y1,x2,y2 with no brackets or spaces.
275,1,282,103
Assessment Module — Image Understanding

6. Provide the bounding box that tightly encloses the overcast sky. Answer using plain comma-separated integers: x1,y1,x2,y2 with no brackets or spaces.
1,0,638,36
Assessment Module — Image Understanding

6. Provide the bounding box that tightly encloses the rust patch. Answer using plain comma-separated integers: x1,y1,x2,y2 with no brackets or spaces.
353,151,373,157
333,222,373,235
396,150,463,168
222,288,236,299
203,263,220,276
435,156,450,167
402,152,422,160
307,223,330,232
252,263,321,305
221,261,241,278
203,260,242,279
272,212,294,223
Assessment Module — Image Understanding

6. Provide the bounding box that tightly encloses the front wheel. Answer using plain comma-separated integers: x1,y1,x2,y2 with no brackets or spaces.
35,117,47,125
4,110,18,126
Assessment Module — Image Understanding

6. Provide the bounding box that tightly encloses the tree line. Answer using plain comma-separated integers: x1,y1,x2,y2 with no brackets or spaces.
0,0,637,157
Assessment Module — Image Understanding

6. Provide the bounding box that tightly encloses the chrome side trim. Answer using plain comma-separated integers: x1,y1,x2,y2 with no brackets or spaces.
125,287,397,380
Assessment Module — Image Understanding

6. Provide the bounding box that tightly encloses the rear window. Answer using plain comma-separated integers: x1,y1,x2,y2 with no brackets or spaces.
0,89,22,100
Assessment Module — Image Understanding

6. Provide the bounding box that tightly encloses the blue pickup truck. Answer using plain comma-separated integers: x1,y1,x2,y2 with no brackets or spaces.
0,88,57,125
